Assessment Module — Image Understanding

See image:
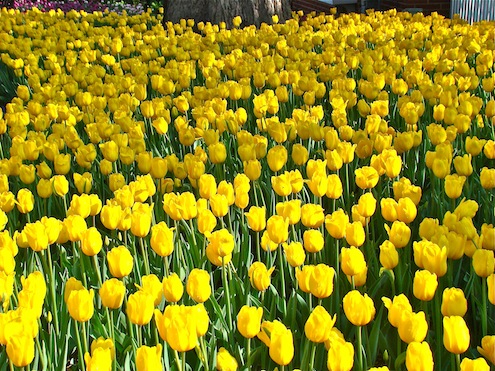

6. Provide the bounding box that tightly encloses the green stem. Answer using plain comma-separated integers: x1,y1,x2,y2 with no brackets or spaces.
199,336,210,371
455,354,461,371
357,326,363,371
139,237,151,276
92,254,103,288
222,257,233,332
309,342,317,371
173,350,181,371
42,249,60,334
74,321,86,371
434,292,442,371
481,278,488,336
246,338,251,368
278,244,287,317
181,351,186,371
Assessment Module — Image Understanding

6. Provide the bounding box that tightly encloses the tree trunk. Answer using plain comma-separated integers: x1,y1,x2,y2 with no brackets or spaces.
164,0,292,28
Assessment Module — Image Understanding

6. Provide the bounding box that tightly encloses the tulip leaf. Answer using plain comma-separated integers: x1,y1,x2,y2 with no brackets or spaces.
368,305,384,364
394,350,407,370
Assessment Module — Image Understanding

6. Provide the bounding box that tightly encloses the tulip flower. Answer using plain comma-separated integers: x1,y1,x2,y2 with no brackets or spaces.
304,305,336,343
343,290,375,326
186,268,211,303
405,341,434,371
136,344,162,371
237,305,263,339
443,316,470,354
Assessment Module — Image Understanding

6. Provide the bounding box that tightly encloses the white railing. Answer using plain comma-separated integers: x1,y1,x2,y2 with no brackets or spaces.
451,0,495,23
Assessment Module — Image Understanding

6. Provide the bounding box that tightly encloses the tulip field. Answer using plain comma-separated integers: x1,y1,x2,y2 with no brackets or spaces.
0,5,495,371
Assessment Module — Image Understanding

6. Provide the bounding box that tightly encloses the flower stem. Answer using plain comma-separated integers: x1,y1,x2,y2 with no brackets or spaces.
481,277,488,336
357,325,363,371
74,321,86,371
222,257,233,331
139,237,151,276
309,342,317,371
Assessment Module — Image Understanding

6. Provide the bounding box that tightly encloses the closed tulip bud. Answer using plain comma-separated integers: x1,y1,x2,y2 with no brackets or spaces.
345,221,365,247
303,229,324,253
325,209,349,239
405,342,434,371
343,290,375,326
248,262,275,292
198,174,217,200
460,358,490,371
136,344,162,371
16,188,34,214
444,316,470,354
6,335,35,367
107,246,133,278
453,154,473,177
283,241,306,267
480,167,495,189
327,339,354,371
237,305,263,339
422,242,448,277
413,270,438,301
472,249,495,278
150,221,174,257
162,273,183,303
91,337,115,361
67,288,94,322
379,240,399,270
444,174,466,199
99,278,125,309
326,174,343,199
385,221,411,248
266,215,289,244
209,142,227,164
127,291,154,326
197,209,217,236
398,310,428,344
292,143,309,165
216,347,238,371
130,204,153,238
186,268,211,303
84,347,112,371
355,166,379,190
357,192,377,218
244,160,261,181
382,294,413,328
441,288,468,317
80,227,103,256
269,327,294,366
397,197,417,224
245,206,266,232
305,305,336,343
267,145,287,172
309,264,335,299
341,246,367,276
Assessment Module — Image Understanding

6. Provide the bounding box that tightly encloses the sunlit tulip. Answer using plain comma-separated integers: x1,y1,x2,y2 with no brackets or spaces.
477,335,495,365
327,339,354,371
443,316,470,354
405,341,434,371
107,246,133,278
343,290,375,326
237,306,263,339
6,335,35,367
216,347,238,371
67,288,94,322
248,262,275,292
99,279,125,309
136,344,162,371
305,305,336,343
413,270,438,301
472,249,495,278
269,327,294,366
460,358,490,371
186,268,211,303
341,246,367,276
398,311,428,344
379,240,399,270
245,206,266,232
441,287,468,317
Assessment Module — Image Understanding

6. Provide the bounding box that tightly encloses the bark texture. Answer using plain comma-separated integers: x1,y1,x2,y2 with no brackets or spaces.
164,0,292,28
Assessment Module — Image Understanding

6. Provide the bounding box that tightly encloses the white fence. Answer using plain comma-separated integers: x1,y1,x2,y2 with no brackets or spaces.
451,0,495,23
